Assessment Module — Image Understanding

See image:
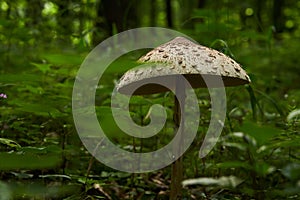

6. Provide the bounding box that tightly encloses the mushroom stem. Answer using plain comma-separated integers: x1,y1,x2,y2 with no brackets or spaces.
170,76,186,199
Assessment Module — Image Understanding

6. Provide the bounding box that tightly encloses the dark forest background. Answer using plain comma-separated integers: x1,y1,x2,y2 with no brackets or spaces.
0,0,300,199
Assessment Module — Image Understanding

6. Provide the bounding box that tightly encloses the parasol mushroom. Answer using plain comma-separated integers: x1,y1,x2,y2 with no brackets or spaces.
116,36,250,199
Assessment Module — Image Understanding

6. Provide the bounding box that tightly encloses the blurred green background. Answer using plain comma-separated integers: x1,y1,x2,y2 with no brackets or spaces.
0,0,300,199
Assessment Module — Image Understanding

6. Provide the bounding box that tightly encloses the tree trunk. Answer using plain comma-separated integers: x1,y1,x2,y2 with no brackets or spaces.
273,0,284,34
55,0,73,43
179,0,198,28
198,0,206,8
25,0,43,27
150,0,157,26
93,0,140,45
255,0,263,32
166,0,173,28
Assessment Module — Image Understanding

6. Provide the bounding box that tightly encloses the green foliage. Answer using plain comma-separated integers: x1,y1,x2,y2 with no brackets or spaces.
0,0,300,199
239,121,282,146
182,176,243,188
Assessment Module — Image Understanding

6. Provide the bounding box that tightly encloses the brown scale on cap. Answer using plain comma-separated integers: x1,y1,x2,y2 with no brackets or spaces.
117,36,250,95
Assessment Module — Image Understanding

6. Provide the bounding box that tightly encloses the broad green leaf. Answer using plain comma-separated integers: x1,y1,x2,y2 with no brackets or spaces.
0,74,42,83
182,176,243,188
13,102,59,117
106,57,139,74
287,109,300,122
254,89,284,116
10,182,81,199
240,121,281,146
0,138,21,149
229,132,257,147
18,85,44,94
42,53,85,66
31,62,52,74
268,137,300,149
0,181,11,200
0,152,61,170
96,106,132,139
246,85,258,121
20,145,61,154
10,172,33,179
129,96,152,105
217,161,251,170
222,142,247,151
254,163,275,176
282,163,300,181
39,174,71,180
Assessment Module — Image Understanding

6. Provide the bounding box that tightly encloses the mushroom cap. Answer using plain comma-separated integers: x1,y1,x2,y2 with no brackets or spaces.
117,37,250,95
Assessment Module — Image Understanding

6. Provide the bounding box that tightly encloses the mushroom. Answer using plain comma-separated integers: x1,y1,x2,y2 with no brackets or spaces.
116,36,250,199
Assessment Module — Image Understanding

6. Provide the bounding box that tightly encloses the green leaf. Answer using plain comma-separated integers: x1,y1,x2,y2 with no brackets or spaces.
282,163,300,181
39,174,71,180
10,182,81,198
31,62,52,74
268,137,300,149
95,106,131,139
42,53,85,66
287,109,300,122
0,152,61,170
129,96,152,105
222,142,247,151
182,176,243,188
217,161,251,170
106,57,139,74
246,85,258,121
240,121,281,146
10,100,60,117
0,74,42,83
229,132,257,147
254,163,275,176
0,138,21,149
254,89,284,116
20,145,61,154
0,181,11,200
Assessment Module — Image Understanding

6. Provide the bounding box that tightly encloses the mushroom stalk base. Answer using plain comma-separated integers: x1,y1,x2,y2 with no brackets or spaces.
170,76,186,199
